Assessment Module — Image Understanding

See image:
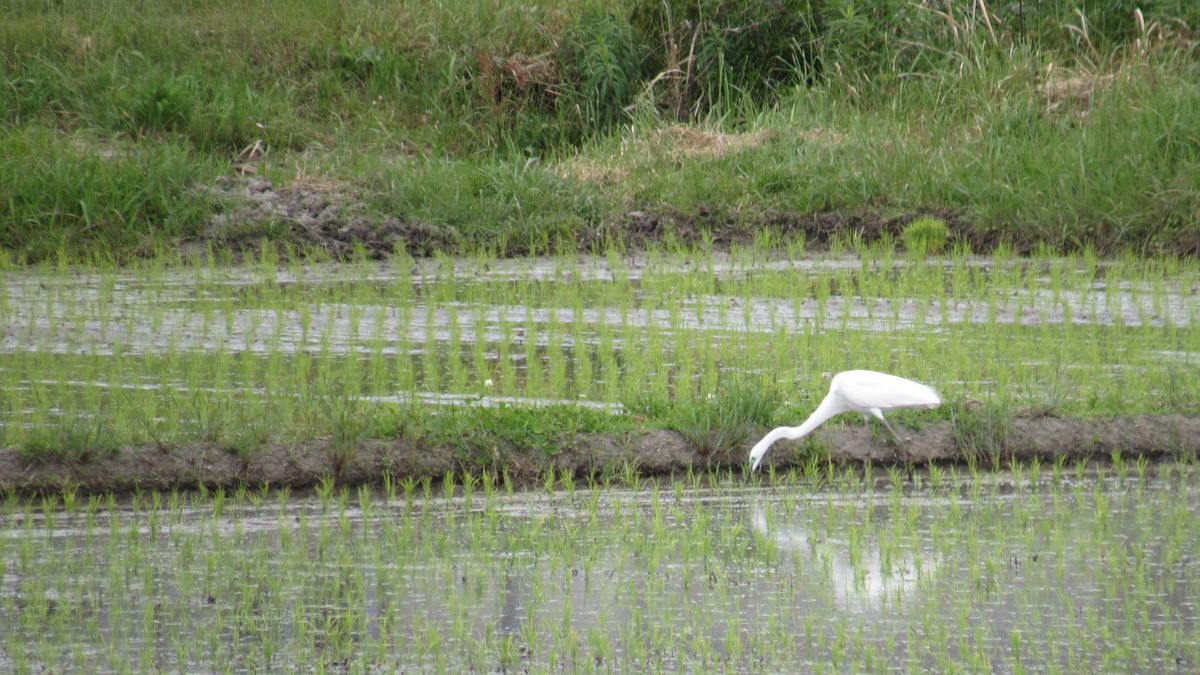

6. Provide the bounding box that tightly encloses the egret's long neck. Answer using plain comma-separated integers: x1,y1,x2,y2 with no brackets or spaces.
750,393,846,471
773,393,845,442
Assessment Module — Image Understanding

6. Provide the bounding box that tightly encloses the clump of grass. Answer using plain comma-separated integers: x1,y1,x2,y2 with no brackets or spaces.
0,128,214,262
951,398,1013,470
654,378,779,460
902,216,949,257
558,7,641,130
125,70,195,135
629,0,817,116
415,404,632,471
17,415,121,464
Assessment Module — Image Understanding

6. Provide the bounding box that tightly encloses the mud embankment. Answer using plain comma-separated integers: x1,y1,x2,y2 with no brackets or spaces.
2,415,1197,495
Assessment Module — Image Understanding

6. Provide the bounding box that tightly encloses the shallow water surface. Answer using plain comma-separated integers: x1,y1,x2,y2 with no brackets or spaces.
2,470,1198,672
3,252,1197,447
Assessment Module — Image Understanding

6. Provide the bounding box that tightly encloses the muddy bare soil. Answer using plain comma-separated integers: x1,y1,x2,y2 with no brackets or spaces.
198,176,984,258
2,415,1196,495
199,176,460,258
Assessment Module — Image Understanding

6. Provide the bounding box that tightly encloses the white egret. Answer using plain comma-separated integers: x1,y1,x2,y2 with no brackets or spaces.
748,370,941,472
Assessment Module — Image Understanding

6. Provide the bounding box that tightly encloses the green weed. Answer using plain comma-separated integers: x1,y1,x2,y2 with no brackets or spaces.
659,378,779,460
951,398,1014,470
902,217,950,257
2,1,1199,261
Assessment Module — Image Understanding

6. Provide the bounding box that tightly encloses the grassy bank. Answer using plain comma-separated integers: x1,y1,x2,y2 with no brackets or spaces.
2,1,1200,261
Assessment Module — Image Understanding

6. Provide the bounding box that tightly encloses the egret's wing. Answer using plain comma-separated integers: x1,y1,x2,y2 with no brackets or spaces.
833,370,940,410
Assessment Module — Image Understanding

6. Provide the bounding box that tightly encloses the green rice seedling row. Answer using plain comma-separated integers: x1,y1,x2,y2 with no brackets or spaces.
3,467,1199,671
1,247,1196,457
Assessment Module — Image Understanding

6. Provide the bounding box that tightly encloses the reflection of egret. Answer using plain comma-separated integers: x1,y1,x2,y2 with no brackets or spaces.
750,504,933,608
749,370,941,472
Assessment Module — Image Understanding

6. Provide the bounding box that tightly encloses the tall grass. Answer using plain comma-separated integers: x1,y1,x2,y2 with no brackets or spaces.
2,0,1199,261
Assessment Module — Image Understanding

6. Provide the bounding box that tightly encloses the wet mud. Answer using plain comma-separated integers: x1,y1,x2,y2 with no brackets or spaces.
193,176,1013,258
2,415,1196,495
198,176,459,258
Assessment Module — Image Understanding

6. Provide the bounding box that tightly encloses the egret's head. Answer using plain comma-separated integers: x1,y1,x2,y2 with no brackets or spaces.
748,438,772,473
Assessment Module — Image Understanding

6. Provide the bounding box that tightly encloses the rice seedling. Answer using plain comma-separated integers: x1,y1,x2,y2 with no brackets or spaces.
3,246,1195,464
2,177,1200,668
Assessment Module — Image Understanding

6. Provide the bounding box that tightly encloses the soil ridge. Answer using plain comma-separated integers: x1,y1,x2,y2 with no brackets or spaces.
3,415,1196,495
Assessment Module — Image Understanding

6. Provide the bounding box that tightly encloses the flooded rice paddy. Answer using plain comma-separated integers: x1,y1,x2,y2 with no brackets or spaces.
2,250,1199,670
3,467,1199,672
1,250,1197,451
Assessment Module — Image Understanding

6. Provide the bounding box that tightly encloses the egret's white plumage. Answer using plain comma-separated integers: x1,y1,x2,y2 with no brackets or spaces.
749,370,941,472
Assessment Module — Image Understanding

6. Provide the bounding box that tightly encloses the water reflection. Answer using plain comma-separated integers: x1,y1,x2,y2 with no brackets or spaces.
2,478,1199,672
749,503,936,611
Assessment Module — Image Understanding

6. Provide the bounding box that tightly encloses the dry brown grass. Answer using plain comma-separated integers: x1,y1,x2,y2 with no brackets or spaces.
1038,67,1116,116
554,124,844,187
645,125,773,158
553,156,628,186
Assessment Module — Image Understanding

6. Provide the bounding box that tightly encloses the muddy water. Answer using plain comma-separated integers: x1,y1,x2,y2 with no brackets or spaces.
2,474,1198,672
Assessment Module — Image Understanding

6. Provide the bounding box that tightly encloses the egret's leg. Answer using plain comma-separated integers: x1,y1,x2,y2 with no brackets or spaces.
871,410,913,464
876,414,903,443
